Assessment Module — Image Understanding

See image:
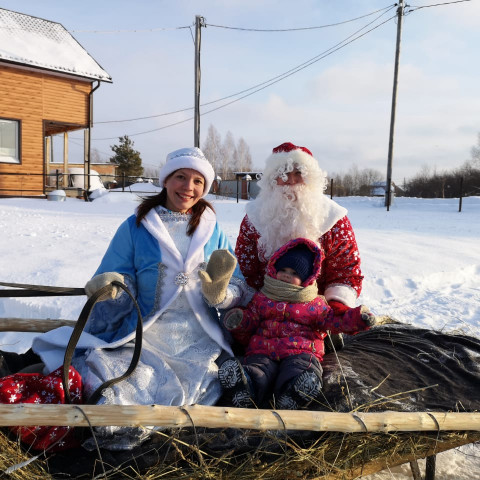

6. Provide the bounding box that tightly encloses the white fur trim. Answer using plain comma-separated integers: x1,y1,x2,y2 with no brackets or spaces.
319,197,348,235
158,147,214,196
324,284,358,307
260,149,323,187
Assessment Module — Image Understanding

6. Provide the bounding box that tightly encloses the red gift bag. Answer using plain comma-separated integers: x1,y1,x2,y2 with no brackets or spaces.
0,366,83,451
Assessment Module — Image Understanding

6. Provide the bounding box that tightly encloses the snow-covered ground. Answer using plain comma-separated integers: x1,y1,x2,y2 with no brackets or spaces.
0,190,479,478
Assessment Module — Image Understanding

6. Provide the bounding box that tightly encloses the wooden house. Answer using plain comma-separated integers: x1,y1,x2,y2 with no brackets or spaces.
0,8,112,197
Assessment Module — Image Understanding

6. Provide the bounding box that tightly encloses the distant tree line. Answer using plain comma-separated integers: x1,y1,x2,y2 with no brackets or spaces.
329,133,480,198
202,124,252,180
105,131,480,199
328,165,383,196
402,134,480,198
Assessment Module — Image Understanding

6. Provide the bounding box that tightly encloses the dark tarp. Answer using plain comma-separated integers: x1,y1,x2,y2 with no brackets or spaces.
320,324,480,413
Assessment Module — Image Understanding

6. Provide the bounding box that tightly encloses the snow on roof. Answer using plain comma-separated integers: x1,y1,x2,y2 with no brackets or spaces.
0,8,112,82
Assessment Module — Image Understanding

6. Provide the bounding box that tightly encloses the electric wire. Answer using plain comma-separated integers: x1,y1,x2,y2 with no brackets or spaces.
92,7,396,137
92,10,398,140
91,0,471,129
66,5,394,34
69,25,191,34
406,0,472,11
95,5,397,125
205,4,396,31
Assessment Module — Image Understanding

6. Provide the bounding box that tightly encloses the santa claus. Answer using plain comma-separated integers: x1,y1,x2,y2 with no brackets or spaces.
235,142,363,316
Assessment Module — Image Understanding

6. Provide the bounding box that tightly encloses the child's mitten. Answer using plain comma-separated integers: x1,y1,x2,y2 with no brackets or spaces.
223,308,244,330
84,272,124,301
198,250,237,306
360,305,376,327
341,305,376,328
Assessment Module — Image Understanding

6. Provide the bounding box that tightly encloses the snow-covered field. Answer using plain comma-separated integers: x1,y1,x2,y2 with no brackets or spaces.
0,190,479,479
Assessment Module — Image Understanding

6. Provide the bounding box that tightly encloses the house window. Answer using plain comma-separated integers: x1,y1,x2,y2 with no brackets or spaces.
0,119,20,164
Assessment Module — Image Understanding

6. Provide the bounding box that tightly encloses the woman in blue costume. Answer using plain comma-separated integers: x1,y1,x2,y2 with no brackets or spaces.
32,147,252,449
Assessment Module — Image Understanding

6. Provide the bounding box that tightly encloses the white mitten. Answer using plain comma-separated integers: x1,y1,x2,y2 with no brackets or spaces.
223,308,244,330
198,250,237,306
84,272,125,301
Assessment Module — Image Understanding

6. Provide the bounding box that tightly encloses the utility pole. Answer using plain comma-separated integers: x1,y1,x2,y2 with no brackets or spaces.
385,0,404,210
194,15,204,148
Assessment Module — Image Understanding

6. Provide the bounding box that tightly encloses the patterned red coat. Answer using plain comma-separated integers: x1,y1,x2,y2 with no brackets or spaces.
235,215,363,307
228,238,370,362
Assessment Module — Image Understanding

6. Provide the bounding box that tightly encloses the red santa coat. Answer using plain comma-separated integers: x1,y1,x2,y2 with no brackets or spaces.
235,215,363,307
228,238,370,362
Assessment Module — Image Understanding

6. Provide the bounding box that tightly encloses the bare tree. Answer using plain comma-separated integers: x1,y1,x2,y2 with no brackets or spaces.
202,124,223,175
202,124,254,179
358,168,382,195
221,131,236,180
91,148,102,163
471,132,480,167
236,137,252,172
143,166,159,179
330,165,383,196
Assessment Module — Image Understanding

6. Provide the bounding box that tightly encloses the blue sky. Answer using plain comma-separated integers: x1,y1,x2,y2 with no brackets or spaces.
3,0,479,182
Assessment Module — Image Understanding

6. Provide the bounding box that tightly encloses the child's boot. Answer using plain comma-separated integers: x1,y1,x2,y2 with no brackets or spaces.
276,371,322,410
218,357,256,408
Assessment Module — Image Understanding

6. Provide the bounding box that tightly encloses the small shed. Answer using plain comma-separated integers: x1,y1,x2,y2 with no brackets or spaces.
0,8,112,197
371,181,396,197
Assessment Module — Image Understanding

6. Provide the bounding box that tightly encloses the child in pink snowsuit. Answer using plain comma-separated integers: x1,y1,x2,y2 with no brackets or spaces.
218,237,375,409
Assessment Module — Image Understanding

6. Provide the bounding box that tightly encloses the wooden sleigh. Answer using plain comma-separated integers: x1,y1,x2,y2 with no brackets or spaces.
0,316,479,480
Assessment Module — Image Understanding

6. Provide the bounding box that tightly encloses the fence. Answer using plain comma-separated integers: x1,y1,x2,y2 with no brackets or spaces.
0,171,471,211
0,171,161,198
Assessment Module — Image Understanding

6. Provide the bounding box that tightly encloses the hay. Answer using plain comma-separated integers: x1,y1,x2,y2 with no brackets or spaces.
0,426,478,479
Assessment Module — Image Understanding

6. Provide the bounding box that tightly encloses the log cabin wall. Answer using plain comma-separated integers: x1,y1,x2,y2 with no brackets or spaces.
0,64,91,197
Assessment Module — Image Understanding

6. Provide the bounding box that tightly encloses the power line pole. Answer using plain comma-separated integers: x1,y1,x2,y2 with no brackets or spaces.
194,15,204,148
385,0,404,211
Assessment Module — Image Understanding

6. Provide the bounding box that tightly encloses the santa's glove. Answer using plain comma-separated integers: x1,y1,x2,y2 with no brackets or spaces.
84,272,125,301
198,249,237,306
223,308,244,330
328,300,350,316
359,305,376,327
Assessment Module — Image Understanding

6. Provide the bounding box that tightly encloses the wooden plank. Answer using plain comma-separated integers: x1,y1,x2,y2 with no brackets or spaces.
0,405,478,432
0,318,76,332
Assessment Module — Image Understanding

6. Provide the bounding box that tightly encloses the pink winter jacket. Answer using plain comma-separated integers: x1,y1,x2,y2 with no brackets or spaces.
227,238,370,362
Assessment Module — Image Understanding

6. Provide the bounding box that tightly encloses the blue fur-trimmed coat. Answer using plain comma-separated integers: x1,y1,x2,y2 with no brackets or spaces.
33,206,246,373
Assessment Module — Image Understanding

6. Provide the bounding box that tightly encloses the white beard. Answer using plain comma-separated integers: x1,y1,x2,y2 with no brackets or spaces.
246,184,333,260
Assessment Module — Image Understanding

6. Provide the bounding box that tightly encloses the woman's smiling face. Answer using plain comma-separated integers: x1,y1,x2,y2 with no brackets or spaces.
164,168,205,213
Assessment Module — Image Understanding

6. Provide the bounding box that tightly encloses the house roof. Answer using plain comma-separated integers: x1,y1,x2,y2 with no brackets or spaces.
0,8,112,82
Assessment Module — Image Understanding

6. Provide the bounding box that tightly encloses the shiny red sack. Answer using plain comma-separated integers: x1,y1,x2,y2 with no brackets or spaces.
0,366,83,451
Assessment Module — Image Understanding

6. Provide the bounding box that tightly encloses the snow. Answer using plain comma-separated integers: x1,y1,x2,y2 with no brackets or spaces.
0,191,479,478
0,8,111,81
